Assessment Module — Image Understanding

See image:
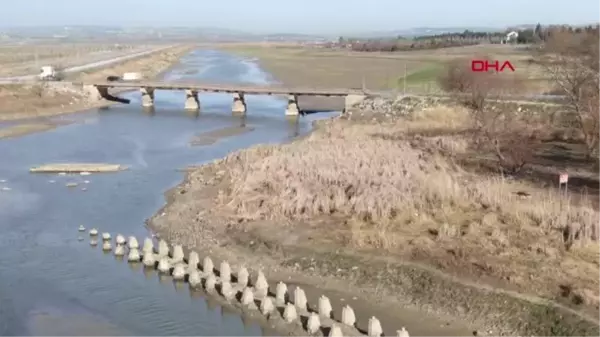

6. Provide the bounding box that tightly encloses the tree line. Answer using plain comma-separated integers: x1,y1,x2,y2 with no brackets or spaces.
324,24,599,52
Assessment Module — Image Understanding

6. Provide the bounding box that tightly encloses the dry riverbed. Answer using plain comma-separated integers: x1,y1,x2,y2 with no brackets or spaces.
190,126,255,147
149,96,599,336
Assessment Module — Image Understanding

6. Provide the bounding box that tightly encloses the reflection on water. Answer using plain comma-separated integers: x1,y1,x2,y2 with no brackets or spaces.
0,49,339,335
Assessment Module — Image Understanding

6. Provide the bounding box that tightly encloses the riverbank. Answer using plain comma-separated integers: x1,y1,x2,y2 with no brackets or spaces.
148,93,599,335
0,44,195,127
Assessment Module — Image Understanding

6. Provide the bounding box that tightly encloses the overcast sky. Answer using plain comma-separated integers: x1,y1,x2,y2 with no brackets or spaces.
1,0,598,34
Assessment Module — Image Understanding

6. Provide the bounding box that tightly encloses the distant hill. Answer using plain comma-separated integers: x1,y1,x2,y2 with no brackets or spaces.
341,26,506,38
2,24,574,44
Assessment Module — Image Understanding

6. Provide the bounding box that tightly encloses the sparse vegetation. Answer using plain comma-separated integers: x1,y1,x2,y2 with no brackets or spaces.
0,43,151,77
170,30,600,336
165,101,598,334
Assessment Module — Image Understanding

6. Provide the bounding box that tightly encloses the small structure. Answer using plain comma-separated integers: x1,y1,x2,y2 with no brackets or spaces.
122,72,142,81
502,31,519,44
39,66,57,81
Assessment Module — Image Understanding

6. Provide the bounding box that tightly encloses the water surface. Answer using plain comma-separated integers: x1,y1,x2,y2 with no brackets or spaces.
0,49,336,335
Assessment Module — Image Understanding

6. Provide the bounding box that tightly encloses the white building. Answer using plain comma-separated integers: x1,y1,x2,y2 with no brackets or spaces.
502,31,519,43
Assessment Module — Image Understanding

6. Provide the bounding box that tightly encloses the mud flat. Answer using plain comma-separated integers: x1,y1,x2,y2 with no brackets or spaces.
0,122,69,139
30,163,127,173
190,126,255,147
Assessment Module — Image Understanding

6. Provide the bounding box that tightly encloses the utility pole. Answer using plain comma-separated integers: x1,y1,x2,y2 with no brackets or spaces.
361,75,366,91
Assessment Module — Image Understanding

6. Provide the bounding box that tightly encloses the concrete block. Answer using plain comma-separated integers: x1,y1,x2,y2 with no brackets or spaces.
241,287,254,306
158,240,169,257
172,263,186,280
220,261,231,282
127,248,141,262
205,274,217,292
329,324,343,337
341,305,356,326
172,244,184,263
237,266,249,287
142,252,155,267
318,295,333,318
368,316,383,337
203,256,214,274
188,251,200,270
142,237,154,254
293,286,307,311
283,303,297,323
306,312,321,334
397,327,409,337
157,258,171,274
220,281,234,300
254,270,268,297
114,245,125,256
127,236,139,249
260,297,274,315
275,281,287,305
115,234,126,245
188,270,201,288
102,241,112,251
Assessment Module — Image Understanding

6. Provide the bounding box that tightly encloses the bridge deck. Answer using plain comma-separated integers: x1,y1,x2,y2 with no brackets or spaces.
83,81,368,96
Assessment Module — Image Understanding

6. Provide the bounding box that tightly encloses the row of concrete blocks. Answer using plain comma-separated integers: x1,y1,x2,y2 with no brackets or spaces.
139,88,301,116
86,228,408,337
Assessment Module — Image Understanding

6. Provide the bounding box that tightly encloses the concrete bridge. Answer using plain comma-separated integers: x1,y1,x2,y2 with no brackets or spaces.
81,81,369,116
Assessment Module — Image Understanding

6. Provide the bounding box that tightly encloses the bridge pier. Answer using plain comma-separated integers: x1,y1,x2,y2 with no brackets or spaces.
344,94,366,113
285,94,300,116
83,84,104,101
232,92,247,115
140,87,155,108
184,90,200,111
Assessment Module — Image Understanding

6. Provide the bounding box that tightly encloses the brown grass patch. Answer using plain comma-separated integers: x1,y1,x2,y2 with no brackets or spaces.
211,105,599,312
0,43,150,77
217,44,553,95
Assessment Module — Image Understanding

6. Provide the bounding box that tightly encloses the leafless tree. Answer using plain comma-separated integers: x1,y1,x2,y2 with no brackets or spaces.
538,28,600,159
438,57,538,174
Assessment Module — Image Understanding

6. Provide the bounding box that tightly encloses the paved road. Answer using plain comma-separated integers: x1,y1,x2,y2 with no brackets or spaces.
0,45,176,84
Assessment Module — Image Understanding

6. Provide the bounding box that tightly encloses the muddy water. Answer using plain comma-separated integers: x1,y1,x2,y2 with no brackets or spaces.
0,49,336,335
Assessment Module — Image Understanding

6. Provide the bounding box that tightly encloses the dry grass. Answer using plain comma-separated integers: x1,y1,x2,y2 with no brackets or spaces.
0,45,194,121
217,44,552,94
213,105,599,309
0,43,155,77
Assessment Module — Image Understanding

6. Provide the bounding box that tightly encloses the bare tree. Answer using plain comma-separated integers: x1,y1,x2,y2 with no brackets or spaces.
438,57,538,174
538,28,600,159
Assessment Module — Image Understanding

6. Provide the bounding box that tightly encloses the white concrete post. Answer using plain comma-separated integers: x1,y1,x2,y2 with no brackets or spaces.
140,87,155,108
232,92,247,114
184,89,200,111
285,94,300,116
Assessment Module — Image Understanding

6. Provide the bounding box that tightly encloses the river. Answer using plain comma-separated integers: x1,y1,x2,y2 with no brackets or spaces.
0,49,337,335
